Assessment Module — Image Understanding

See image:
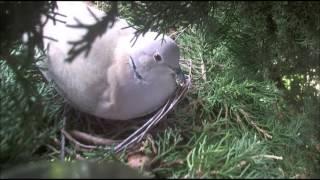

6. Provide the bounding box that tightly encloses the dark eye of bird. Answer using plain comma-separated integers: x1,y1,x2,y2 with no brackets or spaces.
154,53,162,62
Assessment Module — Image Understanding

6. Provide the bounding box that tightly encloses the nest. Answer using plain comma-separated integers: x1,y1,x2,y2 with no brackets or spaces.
60,60,192,154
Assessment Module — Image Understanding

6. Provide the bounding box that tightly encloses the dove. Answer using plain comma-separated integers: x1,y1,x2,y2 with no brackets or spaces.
39,1,185,120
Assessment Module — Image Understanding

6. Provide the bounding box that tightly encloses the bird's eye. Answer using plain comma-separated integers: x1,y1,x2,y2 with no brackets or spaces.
153,53,162,62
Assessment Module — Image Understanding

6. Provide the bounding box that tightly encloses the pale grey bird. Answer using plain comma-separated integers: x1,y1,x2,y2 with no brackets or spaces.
39,1,185,120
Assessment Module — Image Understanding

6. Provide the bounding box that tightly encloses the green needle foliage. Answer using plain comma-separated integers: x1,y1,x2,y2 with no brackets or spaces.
0,46,63,170
0,1,319,178
145,25,319,178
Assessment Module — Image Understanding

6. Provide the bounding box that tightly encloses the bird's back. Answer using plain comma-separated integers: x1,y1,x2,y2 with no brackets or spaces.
41,2,129,115
40,1,178,120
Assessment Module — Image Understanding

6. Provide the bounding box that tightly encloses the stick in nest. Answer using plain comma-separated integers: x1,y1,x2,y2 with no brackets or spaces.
60,113,66,160
114,76,191,152
62,74,191,153
61,129,103,150
69,130,121,146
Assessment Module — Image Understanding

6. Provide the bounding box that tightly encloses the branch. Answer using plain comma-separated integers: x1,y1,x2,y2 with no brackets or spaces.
65,2,118,61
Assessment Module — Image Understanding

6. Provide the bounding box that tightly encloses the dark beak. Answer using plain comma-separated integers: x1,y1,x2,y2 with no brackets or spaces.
174,67,186,86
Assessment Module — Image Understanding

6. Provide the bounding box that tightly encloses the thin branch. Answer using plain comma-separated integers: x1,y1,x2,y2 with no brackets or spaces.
61,129,100,150
60,115,66,161
114,75,191,153
69,130,121,146
252,154,283,160
238,108,273,139
200,58,207,81
51,138,85,160
65,2,118,61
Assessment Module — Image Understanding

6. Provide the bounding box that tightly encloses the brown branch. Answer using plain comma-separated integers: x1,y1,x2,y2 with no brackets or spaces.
238,108,273,139
69,130,121,146
200,58,207,81
61,129,100,150
51,138,85,160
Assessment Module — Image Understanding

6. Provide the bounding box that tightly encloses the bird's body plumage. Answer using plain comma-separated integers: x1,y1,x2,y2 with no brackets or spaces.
40,1,181,120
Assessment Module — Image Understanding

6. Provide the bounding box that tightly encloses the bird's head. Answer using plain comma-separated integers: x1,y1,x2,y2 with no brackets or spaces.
128,32,185,85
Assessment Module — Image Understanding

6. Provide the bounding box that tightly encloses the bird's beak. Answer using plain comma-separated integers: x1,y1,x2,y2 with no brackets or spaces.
174,67,186,86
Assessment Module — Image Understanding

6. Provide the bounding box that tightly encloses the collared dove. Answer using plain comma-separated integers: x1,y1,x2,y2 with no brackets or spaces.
39,1,185,120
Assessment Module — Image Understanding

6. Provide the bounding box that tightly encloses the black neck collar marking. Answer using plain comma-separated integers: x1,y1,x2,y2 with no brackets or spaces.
129,56,144,80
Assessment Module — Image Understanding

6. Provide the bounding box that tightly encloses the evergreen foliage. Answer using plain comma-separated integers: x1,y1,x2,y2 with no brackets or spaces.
0,1,319,178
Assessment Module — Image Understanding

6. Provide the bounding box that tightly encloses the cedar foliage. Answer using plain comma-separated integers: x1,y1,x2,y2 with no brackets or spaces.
0,1,319,178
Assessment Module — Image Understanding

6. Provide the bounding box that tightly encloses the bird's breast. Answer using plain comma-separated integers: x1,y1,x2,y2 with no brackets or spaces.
109,64,177,120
